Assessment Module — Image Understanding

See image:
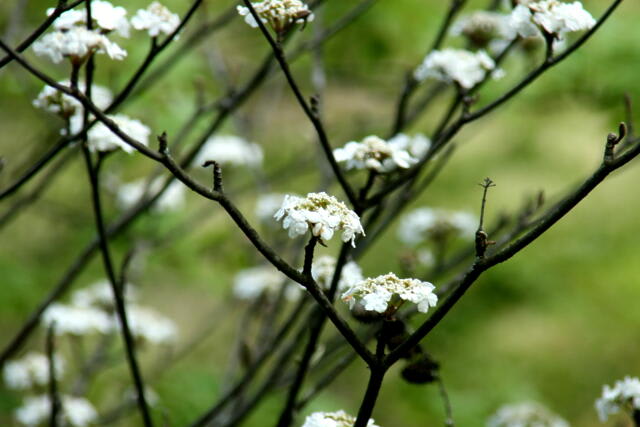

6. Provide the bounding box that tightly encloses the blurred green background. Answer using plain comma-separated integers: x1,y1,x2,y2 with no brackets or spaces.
1,0,640,426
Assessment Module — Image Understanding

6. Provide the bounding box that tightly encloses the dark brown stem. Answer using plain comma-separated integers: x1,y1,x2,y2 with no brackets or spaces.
241,0,358,208
81,147,154,427
46,323,61,427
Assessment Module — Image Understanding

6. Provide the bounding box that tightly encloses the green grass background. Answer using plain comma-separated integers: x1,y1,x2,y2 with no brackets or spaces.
1,0,640,425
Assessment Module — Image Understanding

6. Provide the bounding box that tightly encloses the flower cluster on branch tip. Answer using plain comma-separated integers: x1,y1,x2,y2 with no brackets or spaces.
333,135,428,173
414,48,503,90
301,410,381,427
237,0,314,34
274,192,365,247
487,402,569,427
342,273,437,315
595,376,640,422
509,0,596,41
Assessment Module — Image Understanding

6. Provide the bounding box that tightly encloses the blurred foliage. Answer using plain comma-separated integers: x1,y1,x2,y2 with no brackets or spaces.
1,0,640,426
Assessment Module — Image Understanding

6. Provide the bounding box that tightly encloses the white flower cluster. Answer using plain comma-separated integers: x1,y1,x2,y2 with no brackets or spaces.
301,410,380,427
387,133,432,160
32,81,150,157
42,280,178,345
33,1,181,63
311,255,363,293
486,402,569,427
414,48,503,90
33,80,112,118
116,178,186,213
3,352,65,391
342,273,437,314
43,302,114,335
15,395,97,427
123,305,178,345
509,1,595,39
398,207,477,246
233,265,298,300
49,1,130,36
274,192,365,247
81,113,151,154
131,1,181,37
333,135,420,173
71,279,136,310
237,0,314,33
451,11,515,53
595,376,640,422
33,26,127,63
195,135,264,168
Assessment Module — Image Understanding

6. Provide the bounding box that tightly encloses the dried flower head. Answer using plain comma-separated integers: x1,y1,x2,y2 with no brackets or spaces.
301,410,380,427
237,0,314,33
595,376,640,422
414,48,502,90
274,192,365,247
131,2,181,37
333,135,419,173
487,401,569,427
342,273,437,314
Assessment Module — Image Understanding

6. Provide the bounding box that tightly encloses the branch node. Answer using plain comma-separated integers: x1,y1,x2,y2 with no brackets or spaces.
310,94,321,117
203,160,223,193
476,177,496,258
157,132,168,155
604,122,627,165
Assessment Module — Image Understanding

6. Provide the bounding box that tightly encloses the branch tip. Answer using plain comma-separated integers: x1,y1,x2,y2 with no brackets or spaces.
203,160,223,192
157,132,168,154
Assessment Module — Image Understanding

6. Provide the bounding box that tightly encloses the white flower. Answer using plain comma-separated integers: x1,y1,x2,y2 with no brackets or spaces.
387,133,432,160
15,395,98,427
120,305,178,345
42,303,113,335
32,27,127,64
509,1,595,40
86,114,150,154
301,410,380,427
255,193,288,222
398,208,477,246
71,279,137,310
342,273,437,314
131,2,181,37
194,135,263,168
3,352,64,390
48,1,130,37
233,265,299,300
414,48,502,90
487,401,569,427
274,192,365,247
237,0,314,32
116,178,186,213
311,256,363,293
33,80,112,118
595,376,640,422
451,11,516,48
333,135,419,173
